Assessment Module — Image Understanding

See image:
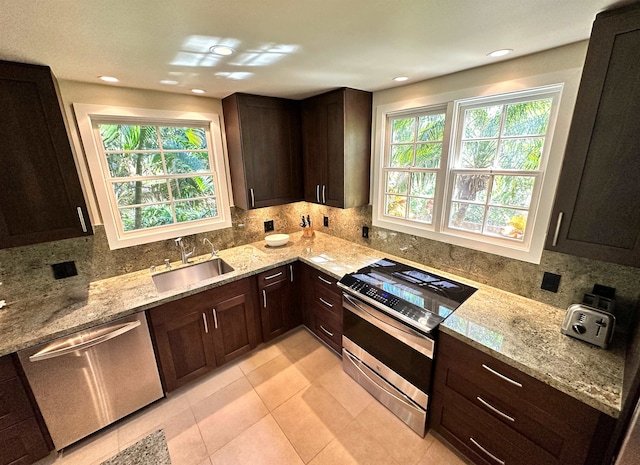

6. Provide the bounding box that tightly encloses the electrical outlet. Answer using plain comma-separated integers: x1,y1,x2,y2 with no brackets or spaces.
323,216,329,227
264,220,274,233
541,272,561,293
362,226,369,238
52,261,78,279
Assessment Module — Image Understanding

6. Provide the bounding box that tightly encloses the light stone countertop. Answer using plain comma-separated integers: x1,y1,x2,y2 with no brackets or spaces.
0,231,624,418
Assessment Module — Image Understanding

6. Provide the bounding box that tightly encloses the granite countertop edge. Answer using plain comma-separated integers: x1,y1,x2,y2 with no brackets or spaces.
0,231,623,418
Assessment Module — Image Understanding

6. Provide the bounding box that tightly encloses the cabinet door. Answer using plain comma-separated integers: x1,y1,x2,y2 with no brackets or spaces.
301,96,328,203
546,4,640,266
149,298,217,392
259,278,291,342
0,60,91,249
211,291,259,365
223,93,302,209
0,418,50,465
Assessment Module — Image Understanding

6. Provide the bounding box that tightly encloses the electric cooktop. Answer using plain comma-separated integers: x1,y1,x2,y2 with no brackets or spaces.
338,258,477,333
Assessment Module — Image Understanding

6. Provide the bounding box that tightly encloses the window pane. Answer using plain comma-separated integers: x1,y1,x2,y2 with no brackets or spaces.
410,172,436,197
415,143,441,168
165,152,211,174
390,145,413,167
386,172,409,194
497,138,543,170
504,99,552,136
112,180,169,206
119,204,173,232
159,127,207,150
385,195,407,218
462,105,502,139
408,198,433,223
391,118,415,143
175,198,218,222
449,202,484,231
171,176,216,200
486,207,527,241
459,140,497,168
106,153,164,178
99,124,158,150
489,175,535,208
452,174,489,203
417,114,445,141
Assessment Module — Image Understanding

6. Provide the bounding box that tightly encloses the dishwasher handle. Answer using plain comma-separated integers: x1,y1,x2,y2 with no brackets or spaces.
29,320,141,362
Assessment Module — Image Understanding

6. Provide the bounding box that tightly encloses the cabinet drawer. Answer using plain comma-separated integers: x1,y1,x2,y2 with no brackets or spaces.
257,265,288,288
438,333,599,434
0,417,50,465
310,270,339,294
432,387,557,465
312,285,342,319
312,309,342,353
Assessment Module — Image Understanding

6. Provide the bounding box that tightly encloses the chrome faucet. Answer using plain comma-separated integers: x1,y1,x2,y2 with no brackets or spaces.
175,237,194,264
203,238,219,258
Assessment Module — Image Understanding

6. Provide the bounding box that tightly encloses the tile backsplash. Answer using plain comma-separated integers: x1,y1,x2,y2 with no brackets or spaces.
1,202,638,331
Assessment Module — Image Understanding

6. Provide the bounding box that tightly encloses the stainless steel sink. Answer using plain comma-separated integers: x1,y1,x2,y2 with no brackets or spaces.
152,258,234,293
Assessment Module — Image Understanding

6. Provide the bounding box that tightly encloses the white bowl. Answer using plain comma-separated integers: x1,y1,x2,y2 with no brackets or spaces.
265,233,289,247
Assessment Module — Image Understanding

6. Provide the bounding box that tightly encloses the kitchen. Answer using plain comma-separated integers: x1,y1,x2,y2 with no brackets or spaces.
1,1,640,464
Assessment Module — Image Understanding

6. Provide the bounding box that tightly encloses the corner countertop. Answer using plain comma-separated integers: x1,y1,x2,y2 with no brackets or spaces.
0,231,624,418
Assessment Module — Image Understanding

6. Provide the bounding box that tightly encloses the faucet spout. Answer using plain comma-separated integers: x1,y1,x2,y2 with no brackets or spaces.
175,237,195,264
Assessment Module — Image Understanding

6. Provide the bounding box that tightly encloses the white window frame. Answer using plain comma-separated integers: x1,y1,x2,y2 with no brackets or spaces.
74,104,232,249
372,74,575,264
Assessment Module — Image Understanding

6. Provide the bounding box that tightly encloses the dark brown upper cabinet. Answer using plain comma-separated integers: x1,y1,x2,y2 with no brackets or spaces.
545,4,640,267
0,61,92,248
301,87,372,208
222,93,303,210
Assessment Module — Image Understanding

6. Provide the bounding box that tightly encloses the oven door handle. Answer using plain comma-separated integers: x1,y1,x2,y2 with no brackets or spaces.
343,293,434,358
343,349,424,413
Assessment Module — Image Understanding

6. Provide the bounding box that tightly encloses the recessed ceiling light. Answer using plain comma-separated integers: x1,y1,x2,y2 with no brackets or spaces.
487,49,513,58
393,76,409,82
160,79,179,85
191,88,206,94
209,45,235,56
99,76,119,83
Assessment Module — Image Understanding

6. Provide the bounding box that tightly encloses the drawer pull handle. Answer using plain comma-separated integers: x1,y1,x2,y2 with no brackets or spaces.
318,275,333,285
482,364,523,388
552,211,563,246
262,289,267,308
212,309,219,329
77,207,88,233
477,396,515,422
320,325,334,337
289,265,294,282
470,437,505,465
202,313,209,333
319,297,334,308
250,188,255,208
264,271,283,280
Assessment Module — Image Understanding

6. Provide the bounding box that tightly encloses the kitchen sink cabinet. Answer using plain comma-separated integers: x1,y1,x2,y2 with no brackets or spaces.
431,332,615,465
0,355,50,465
148,278,259,392
222,93,303,210
0,60,91,249
545,4,640,266
301,87,372,208
257,265,293,342
300,263,343,353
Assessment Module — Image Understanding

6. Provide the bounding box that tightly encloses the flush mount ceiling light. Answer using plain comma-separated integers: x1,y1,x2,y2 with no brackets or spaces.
393,76,409,82
191,88,206,94
209,45,235,56
160,79,179,85
487,49,513,58
98,76,119,83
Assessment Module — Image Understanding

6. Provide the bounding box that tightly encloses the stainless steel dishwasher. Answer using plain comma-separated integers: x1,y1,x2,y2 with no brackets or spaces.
18,312,164,450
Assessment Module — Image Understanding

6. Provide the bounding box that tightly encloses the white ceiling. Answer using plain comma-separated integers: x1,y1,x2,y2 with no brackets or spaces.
0,0,625,100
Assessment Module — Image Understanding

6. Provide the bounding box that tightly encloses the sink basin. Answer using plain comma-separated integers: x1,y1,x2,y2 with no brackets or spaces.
152,258,234,293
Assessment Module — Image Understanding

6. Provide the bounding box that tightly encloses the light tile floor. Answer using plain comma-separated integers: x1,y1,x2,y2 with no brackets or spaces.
34,326,470,465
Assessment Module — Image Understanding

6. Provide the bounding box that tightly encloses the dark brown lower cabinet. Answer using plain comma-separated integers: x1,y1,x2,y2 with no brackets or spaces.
431,332,615,465
149,278,259,392
257,265,292,342
0,355,50,465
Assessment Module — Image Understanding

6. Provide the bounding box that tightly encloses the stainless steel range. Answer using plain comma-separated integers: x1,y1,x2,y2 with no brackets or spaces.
338,258,476,436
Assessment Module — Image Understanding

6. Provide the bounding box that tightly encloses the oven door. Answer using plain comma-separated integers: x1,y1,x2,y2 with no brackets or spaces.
342,293,435,436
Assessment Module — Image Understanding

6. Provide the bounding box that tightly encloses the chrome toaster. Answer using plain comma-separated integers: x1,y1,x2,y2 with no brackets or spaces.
561,303,616,349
